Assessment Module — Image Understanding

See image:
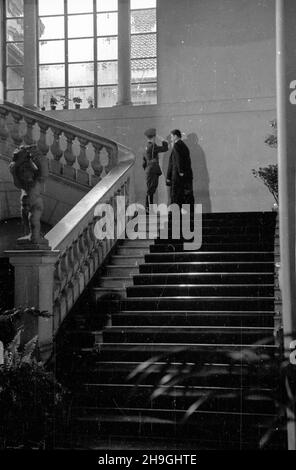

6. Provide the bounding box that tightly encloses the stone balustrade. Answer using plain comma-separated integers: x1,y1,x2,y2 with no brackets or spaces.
0,101,119,187
46,160,134,336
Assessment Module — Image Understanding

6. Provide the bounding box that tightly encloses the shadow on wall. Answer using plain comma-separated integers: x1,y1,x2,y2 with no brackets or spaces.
184,133,212,213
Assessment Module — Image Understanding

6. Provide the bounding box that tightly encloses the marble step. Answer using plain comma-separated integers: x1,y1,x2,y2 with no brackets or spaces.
126,284,274,297
78,342,278,363
139,261,275,274
73,360,278,388
133,273,274,285
102,325,274,345
99,296,275,311
99,277,133,288
104,265,139,276
75,383,276,414
145,252,274,263
111,310,275,327
149,243,274,253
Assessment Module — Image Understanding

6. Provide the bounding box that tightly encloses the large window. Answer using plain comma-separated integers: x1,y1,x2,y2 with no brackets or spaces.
4,0,157,108
131,0,157,105
5,0,24,105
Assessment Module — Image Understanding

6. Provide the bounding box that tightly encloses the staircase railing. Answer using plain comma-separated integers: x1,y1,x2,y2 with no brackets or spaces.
0,101,120,187
46,159,134,336
2,102,136,359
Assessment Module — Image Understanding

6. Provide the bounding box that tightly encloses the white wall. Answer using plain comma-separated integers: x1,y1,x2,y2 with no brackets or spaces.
38,0,278,212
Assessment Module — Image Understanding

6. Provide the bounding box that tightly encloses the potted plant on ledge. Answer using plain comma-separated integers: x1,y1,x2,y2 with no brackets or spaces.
49,96,58,110
87,96,94,109
72,96,82,109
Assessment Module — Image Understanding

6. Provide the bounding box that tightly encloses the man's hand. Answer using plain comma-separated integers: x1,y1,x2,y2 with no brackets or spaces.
179,173,184,177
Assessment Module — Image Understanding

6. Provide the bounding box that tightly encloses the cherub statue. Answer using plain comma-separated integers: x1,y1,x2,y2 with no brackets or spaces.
9,144,49,247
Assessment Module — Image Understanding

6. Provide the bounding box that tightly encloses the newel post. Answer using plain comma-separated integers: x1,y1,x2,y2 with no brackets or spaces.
6,250,60,360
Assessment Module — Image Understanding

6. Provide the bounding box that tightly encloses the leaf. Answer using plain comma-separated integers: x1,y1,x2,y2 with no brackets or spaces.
22,336,38,363
181,393,212,424
7,330,22,356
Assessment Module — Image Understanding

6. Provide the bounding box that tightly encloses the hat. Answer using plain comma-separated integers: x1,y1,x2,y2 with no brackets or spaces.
144,127,156,138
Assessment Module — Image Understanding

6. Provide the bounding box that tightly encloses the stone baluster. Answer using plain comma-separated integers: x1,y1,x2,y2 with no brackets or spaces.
10,113,23,147
91,143,103,185
24,117,36,146
50,129,63,175
63,133,76,180
0,109,9,156
105,146,116,174
37,122,49,156
77,137,90,186
99,147,109,178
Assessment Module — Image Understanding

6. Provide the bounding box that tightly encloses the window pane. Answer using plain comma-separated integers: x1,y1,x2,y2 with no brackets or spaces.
39,88,65,109
68,39,94,62
68,0,93,13
131,58,156,83
97,0,118,12
38,0,64,16
97,37,117,60
39,64,65,87
97,13,118,36
6,42,24,66
6,0,24,17
39,40,65,63
6,66,24,89
131,0,156,9
39,16,64,40
69,63,94,86
98,85,117,107
131,34,156,59
131,82,157,105
6,19,24,42
68,14,94,38
131,9,156,34
68,87,94,109
97,61,118,85
7,90,24,105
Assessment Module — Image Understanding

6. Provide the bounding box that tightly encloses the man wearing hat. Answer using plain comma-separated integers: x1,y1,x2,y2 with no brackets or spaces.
143,128,168,213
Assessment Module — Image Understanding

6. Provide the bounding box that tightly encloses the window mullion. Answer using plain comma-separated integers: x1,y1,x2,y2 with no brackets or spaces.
93,0,98,108
64,0,68,108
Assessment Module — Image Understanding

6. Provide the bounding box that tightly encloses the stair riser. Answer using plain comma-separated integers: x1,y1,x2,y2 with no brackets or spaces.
145,253,274,263
101,298,275,311
111,257,144,266
99,279,133,288
126,285,274,297
105,267,139,276
92,348,277,364
133,274,274,285
139,263,275,274
117,248,150,256
102,331,273,345
154,234,274,244
71,414,276,443
104,312,275,328
74,388,275,414
75,369,277,389
149,244,274,253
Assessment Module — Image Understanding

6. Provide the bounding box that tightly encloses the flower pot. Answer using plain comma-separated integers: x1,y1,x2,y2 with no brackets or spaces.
75,104,80,109
41,106,46,111
50,105,56,110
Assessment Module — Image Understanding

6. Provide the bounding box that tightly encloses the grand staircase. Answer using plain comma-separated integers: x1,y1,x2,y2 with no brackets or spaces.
55,211,286,450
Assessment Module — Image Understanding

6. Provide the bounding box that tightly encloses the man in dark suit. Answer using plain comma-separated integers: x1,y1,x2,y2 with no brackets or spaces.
166,129,194,207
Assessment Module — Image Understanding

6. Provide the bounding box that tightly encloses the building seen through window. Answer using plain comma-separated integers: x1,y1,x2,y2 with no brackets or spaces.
4,0,157,109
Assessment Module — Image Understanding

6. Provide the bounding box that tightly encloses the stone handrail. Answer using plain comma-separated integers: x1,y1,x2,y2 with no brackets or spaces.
46,158,134,338
0,101,122,187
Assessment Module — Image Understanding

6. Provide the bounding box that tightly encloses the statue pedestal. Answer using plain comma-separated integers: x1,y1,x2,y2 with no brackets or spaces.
16,236,50,251
5,250,60,361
